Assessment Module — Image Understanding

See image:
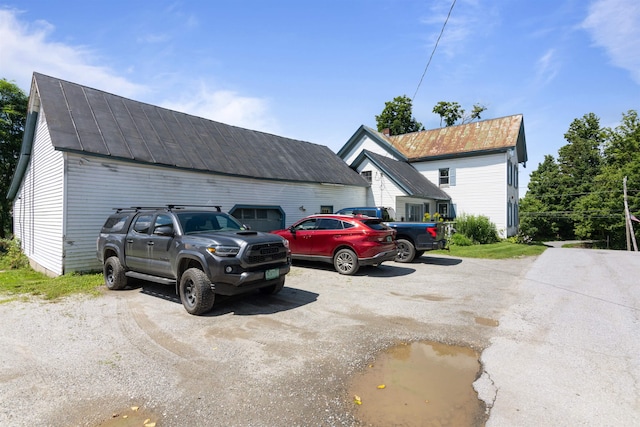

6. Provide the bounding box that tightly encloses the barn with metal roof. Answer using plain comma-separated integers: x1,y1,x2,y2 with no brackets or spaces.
8,73,369,275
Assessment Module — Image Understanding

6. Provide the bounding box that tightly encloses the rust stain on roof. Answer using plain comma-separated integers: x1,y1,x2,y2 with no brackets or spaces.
382,114,523,160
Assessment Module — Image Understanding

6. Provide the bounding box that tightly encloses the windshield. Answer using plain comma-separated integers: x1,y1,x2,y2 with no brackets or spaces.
177,212,245,234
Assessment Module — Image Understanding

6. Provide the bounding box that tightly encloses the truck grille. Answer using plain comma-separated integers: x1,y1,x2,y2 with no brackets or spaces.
245,242,288,264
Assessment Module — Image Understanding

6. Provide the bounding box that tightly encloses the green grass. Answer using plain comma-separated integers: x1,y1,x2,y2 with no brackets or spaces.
0,265,104,301
433,241,547,259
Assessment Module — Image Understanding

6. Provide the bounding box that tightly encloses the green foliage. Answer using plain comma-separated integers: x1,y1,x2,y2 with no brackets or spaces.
0,79,28,238
520,110,640,249
432,101,486,127
0,238,28,269
375,95,424,136
454,214,499,244
450,232,473,246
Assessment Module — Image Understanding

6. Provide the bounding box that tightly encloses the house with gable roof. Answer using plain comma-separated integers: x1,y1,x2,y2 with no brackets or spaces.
7,73,370,275
337,115,528,237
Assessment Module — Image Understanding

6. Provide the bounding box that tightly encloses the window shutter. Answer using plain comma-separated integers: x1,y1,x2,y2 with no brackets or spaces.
449,168,456,186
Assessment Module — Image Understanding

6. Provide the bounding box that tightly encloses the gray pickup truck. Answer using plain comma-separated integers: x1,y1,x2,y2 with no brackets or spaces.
97,205,291,315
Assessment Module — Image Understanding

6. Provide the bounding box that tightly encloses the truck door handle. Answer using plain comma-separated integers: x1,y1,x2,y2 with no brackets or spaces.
126,239,133,244
147,241,154,246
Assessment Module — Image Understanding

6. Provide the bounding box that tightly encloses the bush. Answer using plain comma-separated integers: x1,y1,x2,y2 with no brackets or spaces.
454,214,499,244
0,239,29,269
450,233,474,246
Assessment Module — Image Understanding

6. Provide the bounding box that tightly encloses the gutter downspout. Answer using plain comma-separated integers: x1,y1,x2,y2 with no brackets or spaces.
6,110,38,200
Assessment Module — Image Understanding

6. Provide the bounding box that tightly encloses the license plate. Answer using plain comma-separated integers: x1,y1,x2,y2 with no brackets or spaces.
265,268,279,280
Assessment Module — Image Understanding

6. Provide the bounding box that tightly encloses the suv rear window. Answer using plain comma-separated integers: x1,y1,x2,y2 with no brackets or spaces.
362,219,388,230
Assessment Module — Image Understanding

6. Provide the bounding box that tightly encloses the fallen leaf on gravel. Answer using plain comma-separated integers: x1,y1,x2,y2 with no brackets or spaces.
354,395,362,405
377,384,386,389
131,406,139,411
144,422,156,427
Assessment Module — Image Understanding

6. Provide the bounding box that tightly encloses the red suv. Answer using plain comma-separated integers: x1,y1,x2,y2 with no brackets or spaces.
272,214,397,275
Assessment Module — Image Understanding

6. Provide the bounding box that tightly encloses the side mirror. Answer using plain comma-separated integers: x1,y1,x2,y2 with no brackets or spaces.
289,226,296,234
154,225,174,236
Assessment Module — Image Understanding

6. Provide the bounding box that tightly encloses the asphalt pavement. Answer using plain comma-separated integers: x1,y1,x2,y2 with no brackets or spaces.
475,247,640,426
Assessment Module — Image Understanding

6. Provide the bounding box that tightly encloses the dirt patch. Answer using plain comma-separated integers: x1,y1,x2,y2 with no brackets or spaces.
348,341,487,426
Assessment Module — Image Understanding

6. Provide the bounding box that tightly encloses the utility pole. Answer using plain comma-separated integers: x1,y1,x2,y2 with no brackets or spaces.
623,176,638,251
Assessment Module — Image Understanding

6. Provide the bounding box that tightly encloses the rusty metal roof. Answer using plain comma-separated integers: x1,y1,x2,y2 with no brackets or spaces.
382,114,526,163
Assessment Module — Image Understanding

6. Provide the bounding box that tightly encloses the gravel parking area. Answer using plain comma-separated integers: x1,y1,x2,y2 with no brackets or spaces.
0,254,536,426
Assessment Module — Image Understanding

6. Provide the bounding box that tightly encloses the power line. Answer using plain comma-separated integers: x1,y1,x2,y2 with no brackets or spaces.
412,0,457,101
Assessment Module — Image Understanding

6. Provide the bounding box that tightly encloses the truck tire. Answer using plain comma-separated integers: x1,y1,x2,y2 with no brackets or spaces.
395,239,416,263
259,277,285,295
104,256,128,290
179,268,215,315
334,248,359,275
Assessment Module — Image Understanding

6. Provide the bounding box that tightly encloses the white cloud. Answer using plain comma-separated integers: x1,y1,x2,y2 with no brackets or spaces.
160,83,280,134
0,8,145,96
536,49,559,85
420,0,497,58
0,8,278,133
582,0,640,84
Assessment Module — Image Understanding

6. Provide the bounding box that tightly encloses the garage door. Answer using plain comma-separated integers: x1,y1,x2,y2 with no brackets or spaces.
230,206,285,232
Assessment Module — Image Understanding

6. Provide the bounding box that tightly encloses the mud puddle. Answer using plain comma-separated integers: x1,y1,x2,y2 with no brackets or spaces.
348,341,486,426
95,406,159,427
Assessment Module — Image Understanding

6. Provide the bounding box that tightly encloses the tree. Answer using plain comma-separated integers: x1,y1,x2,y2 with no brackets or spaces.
519,155,573,239
0,79,28,238
520,110,640,248
375,95,424,136
432,101,486,127
573,110,640,247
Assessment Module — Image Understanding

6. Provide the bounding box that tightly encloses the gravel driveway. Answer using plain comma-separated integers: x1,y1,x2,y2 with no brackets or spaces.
1,254,536,426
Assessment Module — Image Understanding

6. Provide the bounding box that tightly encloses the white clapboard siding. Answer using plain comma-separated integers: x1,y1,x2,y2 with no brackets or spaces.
342,135,400,166
414,153,509,235
12,111,65,275
64,155,367,272
355,158,405,210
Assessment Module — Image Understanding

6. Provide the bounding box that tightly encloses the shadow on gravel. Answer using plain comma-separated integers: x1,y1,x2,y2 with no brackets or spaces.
292,260,416,277
131,280,319,317
412,256,463,266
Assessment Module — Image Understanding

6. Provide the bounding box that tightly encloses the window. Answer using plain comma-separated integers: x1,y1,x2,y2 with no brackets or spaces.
361,171,372,183
133,215,152,234
294,219,317,230
406,204,423,222
439,168,449,187
508,201,513,227
320,205,333,214
507,160,513,186
153,214,173,233
514,165,519,189
437,203,448,218
316,219,343,230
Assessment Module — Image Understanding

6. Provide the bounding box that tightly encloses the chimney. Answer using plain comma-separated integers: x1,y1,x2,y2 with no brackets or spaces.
382,128,391,136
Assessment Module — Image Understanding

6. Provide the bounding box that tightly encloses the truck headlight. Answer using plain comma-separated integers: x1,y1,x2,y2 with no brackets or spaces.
207,245,240,256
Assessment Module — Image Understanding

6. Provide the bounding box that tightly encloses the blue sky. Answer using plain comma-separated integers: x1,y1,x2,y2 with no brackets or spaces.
1,0,639,194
